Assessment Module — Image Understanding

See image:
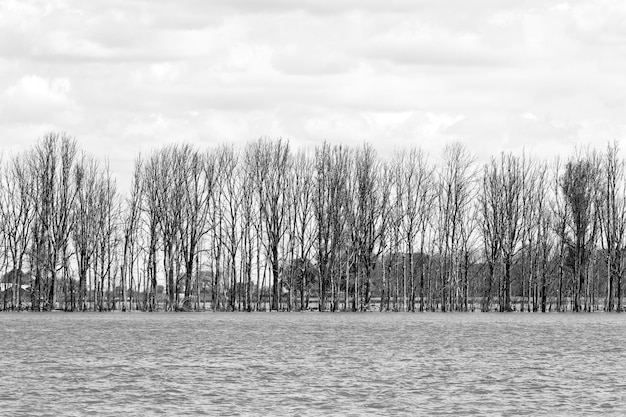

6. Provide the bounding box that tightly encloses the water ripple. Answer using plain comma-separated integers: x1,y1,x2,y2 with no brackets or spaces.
1,312,626,415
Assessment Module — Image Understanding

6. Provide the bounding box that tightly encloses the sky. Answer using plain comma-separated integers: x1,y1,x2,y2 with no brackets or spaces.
1,0,625,188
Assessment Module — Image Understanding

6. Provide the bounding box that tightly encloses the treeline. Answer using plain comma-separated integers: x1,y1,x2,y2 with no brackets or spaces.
0,133,624,312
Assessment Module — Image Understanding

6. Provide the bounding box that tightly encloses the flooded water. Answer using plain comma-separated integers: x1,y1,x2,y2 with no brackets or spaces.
1,312,625,416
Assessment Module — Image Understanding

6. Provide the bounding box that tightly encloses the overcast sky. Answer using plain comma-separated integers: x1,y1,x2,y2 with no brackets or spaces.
1,0,625,187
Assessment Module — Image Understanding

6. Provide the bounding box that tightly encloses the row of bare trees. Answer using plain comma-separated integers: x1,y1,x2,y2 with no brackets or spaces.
1,134,625,312
0,133,118,311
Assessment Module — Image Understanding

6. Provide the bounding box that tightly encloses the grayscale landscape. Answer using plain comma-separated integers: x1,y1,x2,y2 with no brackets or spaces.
1,0,626,415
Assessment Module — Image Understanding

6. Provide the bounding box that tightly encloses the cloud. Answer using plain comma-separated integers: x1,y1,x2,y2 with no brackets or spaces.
272,46,354,76
1,75,77,124
0,0,626,190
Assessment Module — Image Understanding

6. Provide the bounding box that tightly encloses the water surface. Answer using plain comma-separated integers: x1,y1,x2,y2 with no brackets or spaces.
1,312,625,415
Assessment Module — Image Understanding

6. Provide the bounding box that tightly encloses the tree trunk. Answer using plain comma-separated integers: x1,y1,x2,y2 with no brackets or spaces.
271,244,279,311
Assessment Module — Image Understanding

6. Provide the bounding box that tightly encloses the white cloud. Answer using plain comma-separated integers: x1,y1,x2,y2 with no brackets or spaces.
523,113,539,121
1,75,77,125
551,3,571,12
5,75,70,101
0,0,625,189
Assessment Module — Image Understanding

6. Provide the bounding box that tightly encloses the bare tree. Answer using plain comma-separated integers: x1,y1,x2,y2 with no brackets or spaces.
598,142,626,312
387,162,404,311
72,154,100,311
152,146,186,310
178,147,214,311
286,150,316,311
551,158,570,311
120,156,143,311
498,153,528,312
141,153,162,310
256,139,291,311
532,163,553,312
94,163,119,310
241,145,260,311
396,148,431,311
0,154,35,310
437,143,475,311
218,145,242,311
561,151,601,311
353,144,389,310
314,143,349,311
479,159,501,312
28,134,77,311
378,162,395,312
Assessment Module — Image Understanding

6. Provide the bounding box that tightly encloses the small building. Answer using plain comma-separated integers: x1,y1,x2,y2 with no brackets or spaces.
0,269,32,294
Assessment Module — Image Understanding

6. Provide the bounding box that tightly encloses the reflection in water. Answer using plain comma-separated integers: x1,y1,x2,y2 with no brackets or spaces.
1,313,625,415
